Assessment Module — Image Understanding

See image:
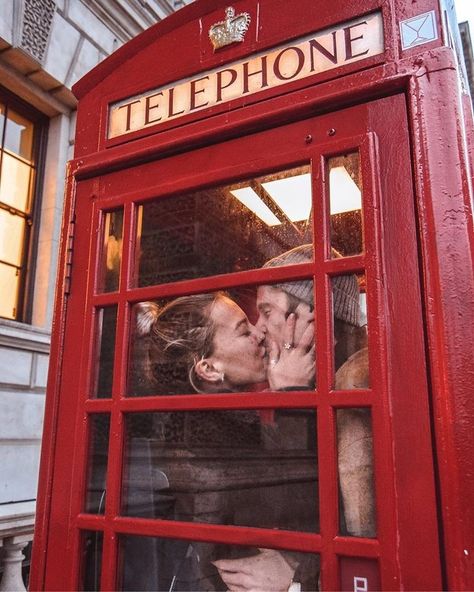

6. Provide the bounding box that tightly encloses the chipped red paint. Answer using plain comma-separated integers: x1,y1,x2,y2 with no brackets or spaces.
30,0,474,590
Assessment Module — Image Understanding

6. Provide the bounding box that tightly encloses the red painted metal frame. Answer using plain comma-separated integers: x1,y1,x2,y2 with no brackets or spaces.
34,96,440,591
407,67,474,590
30,0,474,590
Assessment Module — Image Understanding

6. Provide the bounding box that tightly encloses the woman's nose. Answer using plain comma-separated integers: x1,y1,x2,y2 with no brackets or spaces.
251,324,265,344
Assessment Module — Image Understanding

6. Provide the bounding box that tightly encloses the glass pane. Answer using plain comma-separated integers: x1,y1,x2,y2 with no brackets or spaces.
0,152,33,212
135,165,313,287
98,209,123,293
337,408,376,537
122,410,318,532
93,306,117,398
119,535,319,592
80,530,103,591
128,280,316,396
333,273,370,388
0,262,20,319
0,208,25,266
0,104,5,141
329,152,363,257
85,415,110,514
4,109,34,161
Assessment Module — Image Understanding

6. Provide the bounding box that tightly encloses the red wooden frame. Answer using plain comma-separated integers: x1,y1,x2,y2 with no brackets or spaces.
31,1,474,590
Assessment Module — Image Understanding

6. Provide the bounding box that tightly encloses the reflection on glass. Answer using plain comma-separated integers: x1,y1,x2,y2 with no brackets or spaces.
333,273,369,388
0,263,20,319
85,415,110,514
0,152,33,212
93,306,117,398
98,209,123,293
329,153,363,257
0,209,25,265
4,109,34,161
135,165,312,287
119,535,320,592
129,279,315,396
122,410,318,533
80,530,103,591
337,408,376,538
0,104,5,140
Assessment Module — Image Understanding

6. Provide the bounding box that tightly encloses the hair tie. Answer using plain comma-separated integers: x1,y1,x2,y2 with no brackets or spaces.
135,301,160,336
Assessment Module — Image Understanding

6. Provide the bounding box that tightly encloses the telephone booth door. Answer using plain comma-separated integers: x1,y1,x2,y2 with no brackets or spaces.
33,92,442,591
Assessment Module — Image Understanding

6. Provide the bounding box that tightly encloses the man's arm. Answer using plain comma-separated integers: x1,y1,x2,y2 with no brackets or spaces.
336,348,376,538
267,315,315,390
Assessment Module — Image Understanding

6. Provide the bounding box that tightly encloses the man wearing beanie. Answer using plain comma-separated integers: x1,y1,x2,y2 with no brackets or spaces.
215,245,374,592
261,243,360,329
257,244,362,386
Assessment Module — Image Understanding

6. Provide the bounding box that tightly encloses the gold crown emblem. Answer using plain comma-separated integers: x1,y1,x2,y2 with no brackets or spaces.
209,6,251,51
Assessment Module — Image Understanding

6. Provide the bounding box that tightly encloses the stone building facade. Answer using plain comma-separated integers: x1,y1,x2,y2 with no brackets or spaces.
0,1,190,587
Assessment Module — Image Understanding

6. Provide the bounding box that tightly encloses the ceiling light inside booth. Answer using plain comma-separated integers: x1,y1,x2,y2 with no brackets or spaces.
230,165,361,227
262,173,312,222
329,166,362,214
230,187,282,226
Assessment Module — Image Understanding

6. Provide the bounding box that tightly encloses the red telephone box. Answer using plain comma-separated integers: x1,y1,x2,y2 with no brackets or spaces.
30,0,474,590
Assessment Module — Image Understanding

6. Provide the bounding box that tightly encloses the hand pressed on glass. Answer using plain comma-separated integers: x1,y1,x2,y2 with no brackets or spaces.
266,313,315,390
213,548,297,592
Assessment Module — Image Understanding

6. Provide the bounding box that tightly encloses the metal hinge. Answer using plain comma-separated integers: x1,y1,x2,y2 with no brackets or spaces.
64,212,76,296
62,161,80,297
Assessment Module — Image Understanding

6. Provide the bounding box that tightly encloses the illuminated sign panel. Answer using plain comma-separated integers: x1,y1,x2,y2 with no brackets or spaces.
108,12,384,139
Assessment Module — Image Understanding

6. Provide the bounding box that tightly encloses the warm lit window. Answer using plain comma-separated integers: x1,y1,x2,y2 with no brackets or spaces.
0,93,44,321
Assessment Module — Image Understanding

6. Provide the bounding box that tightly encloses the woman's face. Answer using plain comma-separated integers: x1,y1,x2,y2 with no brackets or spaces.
208,296,266,388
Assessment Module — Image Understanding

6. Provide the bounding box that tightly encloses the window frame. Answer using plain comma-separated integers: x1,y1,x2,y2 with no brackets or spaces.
0,84,48,323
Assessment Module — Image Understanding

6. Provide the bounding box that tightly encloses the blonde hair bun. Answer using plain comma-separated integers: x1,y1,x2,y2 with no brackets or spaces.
135,301,160,336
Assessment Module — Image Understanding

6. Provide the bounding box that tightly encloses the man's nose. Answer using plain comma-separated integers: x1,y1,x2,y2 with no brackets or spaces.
255,314,266,332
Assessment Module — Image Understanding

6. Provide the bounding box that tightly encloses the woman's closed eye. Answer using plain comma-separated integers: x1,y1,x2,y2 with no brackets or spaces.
241,324,252,337
234,317,253,337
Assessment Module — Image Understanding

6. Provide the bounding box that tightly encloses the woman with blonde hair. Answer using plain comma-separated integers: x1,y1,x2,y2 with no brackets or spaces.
134,291,268,395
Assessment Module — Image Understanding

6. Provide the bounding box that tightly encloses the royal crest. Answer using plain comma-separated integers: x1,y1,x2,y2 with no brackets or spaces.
209,6,251,51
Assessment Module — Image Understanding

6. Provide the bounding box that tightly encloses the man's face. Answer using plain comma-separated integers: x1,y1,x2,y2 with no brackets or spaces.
256,285,314,348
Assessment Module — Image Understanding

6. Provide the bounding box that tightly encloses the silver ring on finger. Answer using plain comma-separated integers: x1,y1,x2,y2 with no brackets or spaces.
283,342,293,350
270,358,278,367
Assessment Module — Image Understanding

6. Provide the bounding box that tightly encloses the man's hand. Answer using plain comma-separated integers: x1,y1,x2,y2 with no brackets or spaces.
267,313,315,390
213,548,295,592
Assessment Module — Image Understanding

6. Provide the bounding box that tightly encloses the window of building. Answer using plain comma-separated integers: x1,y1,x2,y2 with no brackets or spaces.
0,90,46,321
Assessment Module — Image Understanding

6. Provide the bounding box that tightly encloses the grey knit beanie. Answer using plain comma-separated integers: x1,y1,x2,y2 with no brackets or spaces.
262,244,360,326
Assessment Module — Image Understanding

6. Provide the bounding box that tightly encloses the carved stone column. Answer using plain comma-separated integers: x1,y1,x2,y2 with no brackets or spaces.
0,536,30,592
